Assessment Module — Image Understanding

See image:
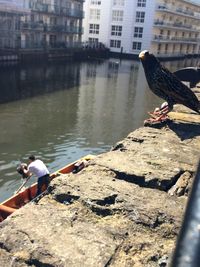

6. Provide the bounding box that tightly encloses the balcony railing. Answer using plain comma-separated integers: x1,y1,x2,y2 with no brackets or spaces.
20,40,83,50
21,22,83,34
29,3,84,18
46,25,83,34
153,35,199,43
21,22,44,31
154,20,199,32
156,52,186,58
156,4,200,20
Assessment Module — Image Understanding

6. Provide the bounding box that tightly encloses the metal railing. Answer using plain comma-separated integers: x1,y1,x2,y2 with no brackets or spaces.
20,40,83,50
153,35,199,43
29,3,84,18
156,4,200,20
170,161,200,267
21,22,83,34
154,20,199,32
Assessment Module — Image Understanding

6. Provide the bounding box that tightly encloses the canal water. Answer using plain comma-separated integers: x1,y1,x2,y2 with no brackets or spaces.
0,57,199,202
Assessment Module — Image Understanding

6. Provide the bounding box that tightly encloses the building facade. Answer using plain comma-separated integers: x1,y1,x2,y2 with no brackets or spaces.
0,0,85,50
20,0,84,49
83,0,200,57
0,2,28,49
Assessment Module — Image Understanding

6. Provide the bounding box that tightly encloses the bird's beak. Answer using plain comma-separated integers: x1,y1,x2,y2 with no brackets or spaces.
139,51,145,60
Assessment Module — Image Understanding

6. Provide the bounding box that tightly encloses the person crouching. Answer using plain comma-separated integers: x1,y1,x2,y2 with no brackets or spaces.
22,155,50,197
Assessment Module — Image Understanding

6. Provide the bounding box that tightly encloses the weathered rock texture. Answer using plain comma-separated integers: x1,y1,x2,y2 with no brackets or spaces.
0,88,200,267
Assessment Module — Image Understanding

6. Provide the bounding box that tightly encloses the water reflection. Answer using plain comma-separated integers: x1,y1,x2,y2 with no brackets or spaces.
0,57,199,201
0,62,81,103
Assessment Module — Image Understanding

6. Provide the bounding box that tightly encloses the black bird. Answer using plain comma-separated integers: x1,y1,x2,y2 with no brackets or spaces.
139,50,200,123
173,67,200,88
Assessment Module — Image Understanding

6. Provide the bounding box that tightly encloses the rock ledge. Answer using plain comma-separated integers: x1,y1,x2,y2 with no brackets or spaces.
0,88,200,267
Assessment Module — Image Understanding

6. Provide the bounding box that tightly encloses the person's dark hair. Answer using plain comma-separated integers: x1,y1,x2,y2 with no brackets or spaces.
29,155,35,161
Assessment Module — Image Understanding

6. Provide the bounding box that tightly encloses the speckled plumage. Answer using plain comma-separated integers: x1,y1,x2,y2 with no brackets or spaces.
139,50,200,114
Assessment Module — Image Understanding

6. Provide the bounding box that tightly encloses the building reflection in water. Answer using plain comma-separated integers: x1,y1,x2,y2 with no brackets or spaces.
0,62,81,104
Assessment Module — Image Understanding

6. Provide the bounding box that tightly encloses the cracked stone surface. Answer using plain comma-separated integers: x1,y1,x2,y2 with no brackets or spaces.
0,88,199,266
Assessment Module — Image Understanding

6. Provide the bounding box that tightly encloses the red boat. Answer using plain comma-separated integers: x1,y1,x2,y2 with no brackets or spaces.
0,155,93,222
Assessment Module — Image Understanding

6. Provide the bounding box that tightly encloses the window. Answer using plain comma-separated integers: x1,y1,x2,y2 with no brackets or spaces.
111,25,122,36
110,39,121,48
113,0,125,6
137,0,146,7
112,10,124,22
135,11,145,23
89,37,99,44
90,9,101,20
89,24,100,34
132,42,141,50
91,0,101,5
158,43,161,54
134,27,143,38
165,43,168,53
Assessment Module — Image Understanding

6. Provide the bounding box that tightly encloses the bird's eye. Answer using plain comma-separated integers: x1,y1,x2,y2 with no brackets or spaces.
145,51,149,56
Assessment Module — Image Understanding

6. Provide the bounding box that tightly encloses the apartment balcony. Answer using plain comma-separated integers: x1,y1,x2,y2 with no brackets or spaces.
156,52,186,58
156,4,200,20
30,3,84,18
47,25,83,34
20,40,83,49
154,20,199,32
21,21,44,31
21,22,83,34
152,35,199,44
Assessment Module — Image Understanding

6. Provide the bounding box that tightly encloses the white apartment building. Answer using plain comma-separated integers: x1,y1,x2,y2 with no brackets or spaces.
83,0,200,58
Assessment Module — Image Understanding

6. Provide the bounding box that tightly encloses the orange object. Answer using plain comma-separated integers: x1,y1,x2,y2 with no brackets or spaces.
0,155,94,222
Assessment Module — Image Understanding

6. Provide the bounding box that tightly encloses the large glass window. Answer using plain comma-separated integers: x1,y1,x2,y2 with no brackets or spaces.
111,25,122,36
132,42,141,50
112,10,124,22
135,11,145,23
89,24,100,34
90,9,101,20
110,39,121,48
137,0,146,7
113,0,125,6
134,27,143,38
89,37,98,43
91,0,101,5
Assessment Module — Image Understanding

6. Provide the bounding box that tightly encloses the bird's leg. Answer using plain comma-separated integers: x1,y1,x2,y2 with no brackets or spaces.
148,108,161,118
148,102,169,118
148,102,171,118
145,102,171,124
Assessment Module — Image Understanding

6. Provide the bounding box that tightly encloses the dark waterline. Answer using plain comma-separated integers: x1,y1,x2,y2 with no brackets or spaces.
0,57,199,202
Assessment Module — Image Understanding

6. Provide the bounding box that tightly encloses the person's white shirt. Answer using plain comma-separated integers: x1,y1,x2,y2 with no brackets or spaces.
28,159,49,178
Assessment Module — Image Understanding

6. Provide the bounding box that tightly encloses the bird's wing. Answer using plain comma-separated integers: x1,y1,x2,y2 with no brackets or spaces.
158,67,199,104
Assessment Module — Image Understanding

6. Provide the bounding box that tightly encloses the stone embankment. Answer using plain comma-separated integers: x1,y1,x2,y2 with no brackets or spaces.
0,88,200,267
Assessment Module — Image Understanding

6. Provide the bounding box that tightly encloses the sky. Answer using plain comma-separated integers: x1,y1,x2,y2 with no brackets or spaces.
0,0,200,8
189,0,200,4
0,0,24,6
